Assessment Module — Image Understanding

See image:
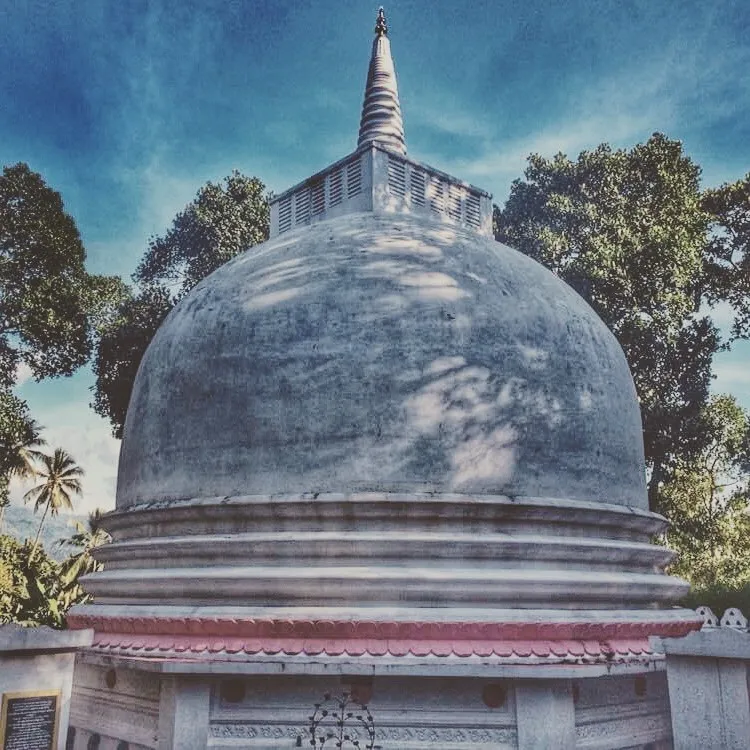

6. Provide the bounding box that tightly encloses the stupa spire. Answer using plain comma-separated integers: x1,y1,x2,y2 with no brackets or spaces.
357,7,406,155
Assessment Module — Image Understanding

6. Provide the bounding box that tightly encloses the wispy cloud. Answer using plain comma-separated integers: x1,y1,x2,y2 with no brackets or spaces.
14,363,33,387
410,67,674,200
706,302,736,331
410,18,750,201
714,361,750,385
712,341,750,410
409,96,495,141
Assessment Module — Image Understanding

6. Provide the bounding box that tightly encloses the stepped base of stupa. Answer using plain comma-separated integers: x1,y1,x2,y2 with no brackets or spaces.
65,491,700,749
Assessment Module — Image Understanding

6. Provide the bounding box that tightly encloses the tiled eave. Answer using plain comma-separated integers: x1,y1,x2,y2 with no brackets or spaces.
68,614,700,669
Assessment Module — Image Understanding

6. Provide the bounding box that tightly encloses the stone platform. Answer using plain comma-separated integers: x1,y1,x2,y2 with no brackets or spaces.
66,491,700,748
68,650,677,750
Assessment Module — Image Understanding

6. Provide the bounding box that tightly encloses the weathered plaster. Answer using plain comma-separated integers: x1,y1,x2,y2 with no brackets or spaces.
118,212,647,511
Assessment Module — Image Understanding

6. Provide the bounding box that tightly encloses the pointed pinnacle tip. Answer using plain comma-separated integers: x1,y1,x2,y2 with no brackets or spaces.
375,7,388,36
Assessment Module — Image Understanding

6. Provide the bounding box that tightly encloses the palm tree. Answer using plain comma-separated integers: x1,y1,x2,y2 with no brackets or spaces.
0,420,45,534
23,449,83,559
58,508,110,586
11,419,46,479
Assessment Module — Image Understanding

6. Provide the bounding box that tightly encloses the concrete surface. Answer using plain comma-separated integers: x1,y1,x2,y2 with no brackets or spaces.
0,624,92,750
657,628,750,750
118,211,646,511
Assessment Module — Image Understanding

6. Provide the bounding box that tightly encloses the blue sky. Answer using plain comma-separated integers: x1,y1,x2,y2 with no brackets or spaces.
2,0,749,513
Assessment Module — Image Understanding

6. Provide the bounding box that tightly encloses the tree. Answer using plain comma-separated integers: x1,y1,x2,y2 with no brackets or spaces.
702,172,750,339
10,418,45,481
93,171,269,437
135,170,269,296
660,395,750,588
0,163,125,383
0,507,106,627
92,286,173,438
23,448,83,559
58,508,110,587
0,163,126,501
0,393,43,530
495,133,723,508
0,534,71,627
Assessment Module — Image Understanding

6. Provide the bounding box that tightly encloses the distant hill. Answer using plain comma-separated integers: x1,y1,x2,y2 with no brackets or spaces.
1,504,85,561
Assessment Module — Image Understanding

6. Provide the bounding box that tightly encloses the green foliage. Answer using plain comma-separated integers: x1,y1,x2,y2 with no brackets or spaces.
0,163,127,501
135,170,269,295
93,171,269,437
0,527,101,628
0,534,74,627
92,285,173,438
661,395,750,588
0,392,42,511
83,274,131,337
57,509,110,587
495,133,723,507
0,507,108,628
496,134,707,326
23,448,84,558
681,580,750,616
0,163,125,383
702,172,750,339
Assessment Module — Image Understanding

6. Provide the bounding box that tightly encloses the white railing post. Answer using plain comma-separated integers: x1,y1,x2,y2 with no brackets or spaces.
655,606,750,750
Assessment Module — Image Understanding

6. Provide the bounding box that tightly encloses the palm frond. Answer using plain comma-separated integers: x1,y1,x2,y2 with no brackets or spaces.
8,419,46,480
22,485,45,508
24,448,85,560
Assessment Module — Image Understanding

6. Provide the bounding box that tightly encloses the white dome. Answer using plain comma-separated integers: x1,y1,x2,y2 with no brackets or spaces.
117,211,647,511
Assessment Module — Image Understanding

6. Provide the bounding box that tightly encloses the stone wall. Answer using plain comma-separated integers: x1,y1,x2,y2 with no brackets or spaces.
657,605,750,750
0,625,91,750
69,663,674,750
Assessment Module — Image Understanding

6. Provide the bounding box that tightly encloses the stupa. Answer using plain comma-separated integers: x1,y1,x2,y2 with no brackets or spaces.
68,9,702,749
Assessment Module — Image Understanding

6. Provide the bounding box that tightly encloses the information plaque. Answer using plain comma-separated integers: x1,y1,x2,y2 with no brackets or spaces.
0,690,60,750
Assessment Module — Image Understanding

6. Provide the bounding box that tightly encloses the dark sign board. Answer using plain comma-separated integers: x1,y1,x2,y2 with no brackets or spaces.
0,691,60,750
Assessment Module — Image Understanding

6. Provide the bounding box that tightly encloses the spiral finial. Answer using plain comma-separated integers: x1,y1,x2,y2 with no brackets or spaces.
375,7,388,36
357,7,405,154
